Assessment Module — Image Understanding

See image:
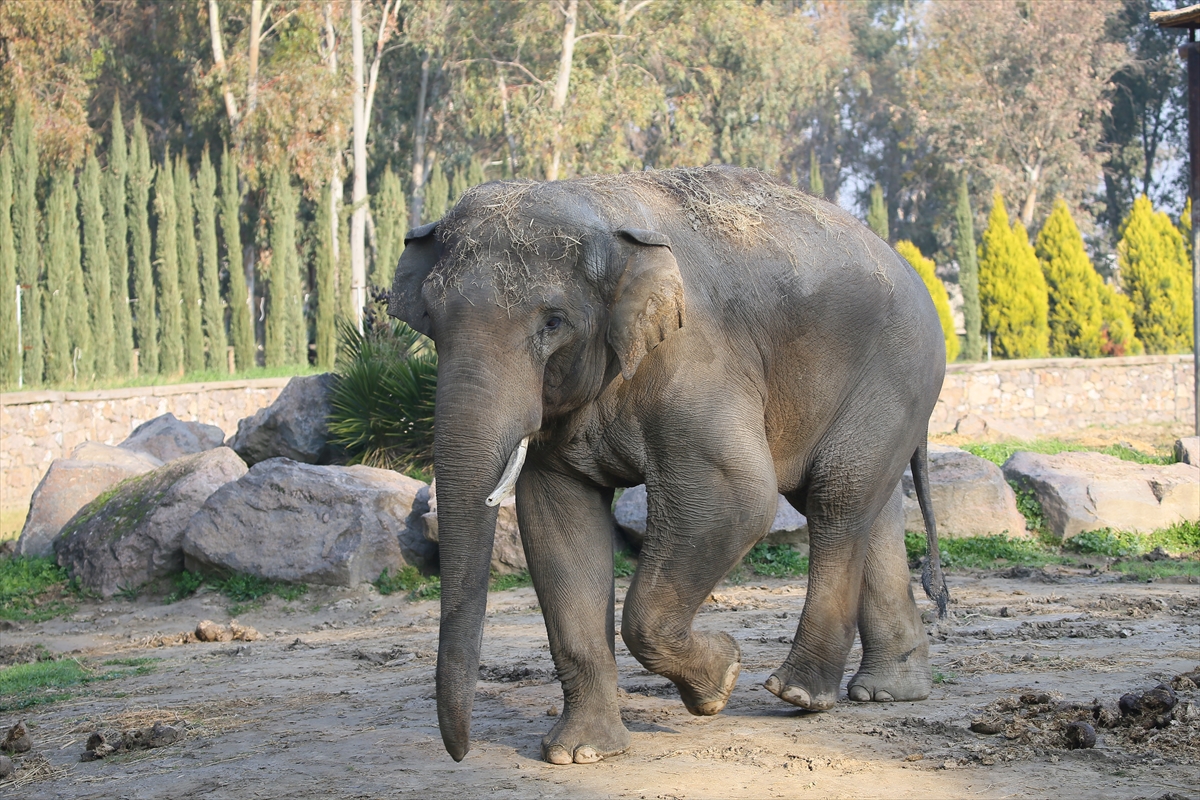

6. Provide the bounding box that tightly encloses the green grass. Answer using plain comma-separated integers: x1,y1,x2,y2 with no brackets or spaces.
0,656,158,712
1110,560,1200,581
1068,521,1200,558
165,570,205,603
961,440,1172,468
162,569,307,614
744,544,809,578
614,550,636,578
374,566,441,600
0,556,79,622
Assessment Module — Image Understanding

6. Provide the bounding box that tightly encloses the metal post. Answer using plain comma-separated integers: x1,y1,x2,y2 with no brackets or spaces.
15,283,22,389
1191,34,1200,435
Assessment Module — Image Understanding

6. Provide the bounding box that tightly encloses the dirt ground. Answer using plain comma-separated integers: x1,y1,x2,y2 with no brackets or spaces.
1,564,1197,800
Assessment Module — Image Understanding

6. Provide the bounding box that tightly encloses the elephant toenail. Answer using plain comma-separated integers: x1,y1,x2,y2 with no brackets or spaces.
573,746,600,764
781,686,812,707
848,685,871,702
764,675,782,696
545,745,573,765
875,690,895,702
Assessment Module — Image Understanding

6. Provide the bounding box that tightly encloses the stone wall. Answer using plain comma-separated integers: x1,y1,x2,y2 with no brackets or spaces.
932,354,1195,436
1,378,290,516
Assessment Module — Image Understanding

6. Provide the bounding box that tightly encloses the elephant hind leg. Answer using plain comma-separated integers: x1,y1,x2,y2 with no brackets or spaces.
848,482,930,703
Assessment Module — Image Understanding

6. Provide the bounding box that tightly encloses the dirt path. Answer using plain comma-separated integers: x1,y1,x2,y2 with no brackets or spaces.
2,568,1197,800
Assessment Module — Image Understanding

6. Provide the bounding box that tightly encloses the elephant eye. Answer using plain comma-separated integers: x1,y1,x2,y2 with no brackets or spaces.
543,316,563,332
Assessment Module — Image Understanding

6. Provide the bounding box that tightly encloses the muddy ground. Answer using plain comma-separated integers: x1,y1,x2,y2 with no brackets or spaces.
1,565,1197,800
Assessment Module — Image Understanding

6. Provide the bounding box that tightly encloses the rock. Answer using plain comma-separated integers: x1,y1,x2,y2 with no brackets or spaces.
1175,436,1199,465
0,721,30,754
55,448,248,598
229,374,337,466
420,480,525,574
902,445,1028,538
0,753,12,777
1002,451,1200,540
16,444,161,558
615,485,809,553
119,413,226,463
183,459,427,586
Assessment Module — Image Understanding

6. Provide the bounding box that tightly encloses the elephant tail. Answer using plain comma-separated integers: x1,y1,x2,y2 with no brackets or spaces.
911,436,949,618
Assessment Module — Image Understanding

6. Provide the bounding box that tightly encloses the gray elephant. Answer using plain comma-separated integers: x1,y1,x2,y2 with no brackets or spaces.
389,166,948,765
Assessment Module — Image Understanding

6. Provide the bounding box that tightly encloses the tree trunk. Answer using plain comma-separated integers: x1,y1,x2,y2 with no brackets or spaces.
350,0,367,331
497,68,518,178
547,0,579,182
411,50,432,228
207,0,241,131
1020,159,1041,229
248,0,263,119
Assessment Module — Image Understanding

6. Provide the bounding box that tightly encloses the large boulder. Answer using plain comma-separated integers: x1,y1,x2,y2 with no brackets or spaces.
902,445,1028,538
613,485,810,553
119,413,226,463
1176,436,1199,466
1003,451,1200,540
421,481,526,574
55,448,248,598
16,443,162,558
183,459,431,587
228,374,337,466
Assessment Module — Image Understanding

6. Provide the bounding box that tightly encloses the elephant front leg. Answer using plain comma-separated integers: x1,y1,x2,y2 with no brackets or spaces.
515,468,630,765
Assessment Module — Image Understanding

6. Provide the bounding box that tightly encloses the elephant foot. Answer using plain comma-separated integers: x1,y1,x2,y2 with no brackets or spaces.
541,706,630,765
764,662,840,711
847,645,931,703
671,632,742,717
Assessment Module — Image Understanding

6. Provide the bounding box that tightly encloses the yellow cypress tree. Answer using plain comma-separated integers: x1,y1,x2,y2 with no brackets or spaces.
1098,284,1143,357
895,240,959,362
1036,199,1103,357
1119,195,1193,354
978,194,1049,359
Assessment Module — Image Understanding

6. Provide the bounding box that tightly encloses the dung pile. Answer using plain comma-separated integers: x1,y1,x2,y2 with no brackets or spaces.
81,722,184,761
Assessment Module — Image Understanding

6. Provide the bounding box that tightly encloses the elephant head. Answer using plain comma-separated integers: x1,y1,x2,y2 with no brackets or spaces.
388,180,686,761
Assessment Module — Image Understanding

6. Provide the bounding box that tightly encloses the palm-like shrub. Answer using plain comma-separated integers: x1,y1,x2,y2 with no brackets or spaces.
327,300,437,474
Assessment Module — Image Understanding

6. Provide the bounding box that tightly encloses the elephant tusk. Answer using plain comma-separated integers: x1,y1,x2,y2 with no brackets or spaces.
485,436,530,507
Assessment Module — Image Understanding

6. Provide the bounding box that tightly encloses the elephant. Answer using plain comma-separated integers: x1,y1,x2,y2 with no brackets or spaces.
389,165,948,765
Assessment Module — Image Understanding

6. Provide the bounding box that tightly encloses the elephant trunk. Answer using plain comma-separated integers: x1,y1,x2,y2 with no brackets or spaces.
432,350,540,761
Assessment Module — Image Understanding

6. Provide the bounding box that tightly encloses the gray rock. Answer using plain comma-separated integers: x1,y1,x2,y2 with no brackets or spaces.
183,460,429,586
614,485,809,553
16,443,162,558
55,448,248,598
421,480,526,574
229,374,337,466
902,445,1028,538
119,413,226,463
1175,436,1199,466
1003,450,1200,540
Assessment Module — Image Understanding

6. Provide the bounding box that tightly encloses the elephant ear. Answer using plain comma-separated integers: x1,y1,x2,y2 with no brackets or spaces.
607,228,686,381
388,222,440,337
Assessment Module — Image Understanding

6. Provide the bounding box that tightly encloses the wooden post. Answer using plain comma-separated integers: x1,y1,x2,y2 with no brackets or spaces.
1190,34,1200,435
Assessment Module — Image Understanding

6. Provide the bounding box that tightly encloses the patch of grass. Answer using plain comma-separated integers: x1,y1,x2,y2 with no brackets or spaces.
744,544,808,578
904,531,926,566
375,566,442,600
614,549,636,578
0,656,158,712
1009,482,1048,535
937,535,1060,570
410,576,441,600
1112,560,1200,581
165,570,205,603
165,570,309,615
961,439,1169,468
1069,521,1200,559
0,556,77,622
488,571,532,592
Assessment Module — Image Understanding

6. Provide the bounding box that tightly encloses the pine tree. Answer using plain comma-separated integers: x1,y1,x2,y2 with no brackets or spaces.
129,114,158,375
0,145,18,388
155,149,183,376
895,240,959,362
64,176,93,382
1036,199,1104,358
867,182,888,241
978,194,1050,359
1118,195,1193,354
315,180,337,370
13,99,42,386
82,150,116,379
809,150,824,198
175,152,204,373
423,164,449,223
373,167,406,290
264,164,303,367
955,173,982,361
220,144,255,371
196,148,225,372
1098,283,1143,357
449,164,467,206
42,172,72,385
105,98,134,377
466,156,486,189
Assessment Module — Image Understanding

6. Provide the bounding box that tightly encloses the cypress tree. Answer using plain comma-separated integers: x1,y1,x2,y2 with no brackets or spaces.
106,97,134,377
315,180,337,370
895,240,959,362
175,153,204,373
64,176,93,382
196,148,225,372
220,144,255,371
373,167,406,289
867,182,888,241
265,164,303,367
978,195,1050,359
955,174,982,361
0,146,18,388
809,150,824,198
82,150,115,379
423,164,449,223
129,114,158,375
1118,195,1193,354
338,192,353,323
155,149,183,376
466,156,486,189
1035,199,1104,358
1098,284,1143,357
449,164,467,206
13,99,42,386
42,173,72,385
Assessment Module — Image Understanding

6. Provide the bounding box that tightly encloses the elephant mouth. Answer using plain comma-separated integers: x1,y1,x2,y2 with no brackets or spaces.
484,436,530,507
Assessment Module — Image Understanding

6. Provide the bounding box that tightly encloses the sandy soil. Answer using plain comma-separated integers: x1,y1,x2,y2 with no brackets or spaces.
1,565,1197,800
